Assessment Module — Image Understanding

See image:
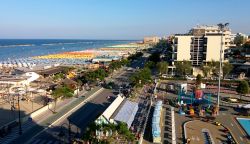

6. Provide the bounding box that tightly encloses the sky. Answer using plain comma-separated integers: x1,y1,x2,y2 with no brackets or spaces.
0,0,249,40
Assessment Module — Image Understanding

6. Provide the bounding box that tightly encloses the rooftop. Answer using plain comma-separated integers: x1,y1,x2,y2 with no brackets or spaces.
112,100,139,128
102,95,125,120
38,67,65,76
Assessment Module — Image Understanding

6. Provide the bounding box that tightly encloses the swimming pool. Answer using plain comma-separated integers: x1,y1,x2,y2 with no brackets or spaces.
236,118,250,136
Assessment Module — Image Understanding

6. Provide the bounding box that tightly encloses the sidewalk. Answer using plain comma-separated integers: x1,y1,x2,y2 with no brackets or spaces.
0,87,102,144
0,97,44,126
105,67,126,83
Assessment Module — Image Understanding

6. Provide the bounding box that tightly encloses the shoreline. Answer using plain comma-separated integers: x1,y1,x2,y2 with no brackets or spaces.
0,40,138,61
0,41,146,68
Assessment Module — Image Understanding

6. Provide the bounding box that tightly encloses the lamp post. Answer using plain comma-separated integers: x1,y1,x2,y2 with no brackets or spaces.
217,23,229,115
17,93,22,135
68,120,71,143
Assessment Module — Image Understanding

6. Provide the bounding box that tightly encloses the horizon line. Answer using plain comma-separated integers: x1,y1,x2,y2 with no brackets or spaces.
0,38,141,41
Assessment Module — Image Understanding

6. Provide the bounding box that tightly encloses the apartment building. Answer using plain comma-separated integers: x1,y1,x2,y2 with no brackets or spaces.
143,36,160,44
171,25,231,66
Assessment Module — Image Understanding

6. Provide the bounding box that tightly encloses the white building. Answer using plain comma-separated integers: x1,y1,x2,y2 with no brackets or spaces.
171,25,231,66
236,33,249,43
143,36,160,44
95,95,138,138
0,72,40,87
190,25,232,48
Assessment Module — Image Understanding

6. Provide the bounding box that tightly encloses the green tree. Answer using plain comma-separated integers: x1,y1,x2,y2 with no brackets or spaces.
145,61,155,69
61,66,75,74
201,64,210,78
243,42,250,55
120,59,130,66
83,68,108,83
223,62,233,79
128,52,143,60
129,67,152,87
154,39,169,50
51,85,74,112
234,35,246,46
236,80,249,100
116,122,135,142
148,52,161,63
108,59,131,73
175,60,192,76
243,41,250,48
53,73,64,81
156,61,168,75
207,60,220,77
196,74,202,85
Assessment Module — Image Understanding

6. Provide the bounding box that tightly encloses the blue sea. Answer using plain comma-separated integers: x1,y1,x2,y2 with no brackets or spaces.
0,39,136,61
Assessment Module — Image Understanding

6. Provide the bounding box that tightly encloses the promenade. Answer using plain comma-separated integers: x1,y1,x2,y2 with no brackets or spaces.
0,87,103,144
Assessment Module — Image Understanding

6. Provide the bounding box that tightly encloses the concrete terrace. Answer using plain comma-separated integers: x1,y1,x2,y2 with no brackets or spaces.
184,120,227,144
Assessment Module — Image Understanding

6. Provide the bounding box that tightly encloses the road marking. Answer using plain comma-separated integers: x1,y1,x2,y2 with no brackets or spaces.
191,136,195,141
231,116,249,143
231,123,234,127
240,136,243,141
232,117,245,135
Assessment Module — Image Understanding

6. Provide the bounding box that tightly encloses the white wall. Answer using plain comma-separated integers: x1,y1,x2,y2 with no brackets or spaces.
24,72,40,83
102,95,124,120
176,36,192,61
205,35,225,62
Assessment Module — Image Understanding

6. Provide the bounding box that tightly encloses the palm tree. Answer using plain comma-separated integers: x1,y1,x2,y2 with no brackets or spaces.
201,64,210,78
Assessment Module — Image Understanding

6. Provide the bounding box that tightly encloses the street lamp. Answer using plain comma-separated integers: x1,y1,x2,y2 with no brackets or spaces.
17,93,22,135
217,23,229,115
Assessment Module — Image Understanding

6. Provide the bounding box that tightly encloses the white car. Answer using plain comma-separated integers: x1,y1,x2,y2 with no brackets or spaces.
161,74,171,78
237,104,242,108
127,68,133,71
186,75,196,80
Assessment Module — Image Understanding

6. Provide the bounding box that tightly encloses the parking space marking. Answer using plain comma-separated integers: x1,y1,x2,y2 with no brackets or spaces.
231,123,234,127
240,136,243,141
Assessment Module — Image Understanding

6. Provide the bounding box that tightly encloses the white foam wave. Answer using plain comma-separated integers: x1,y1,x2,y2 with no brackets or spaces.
0,44,35,48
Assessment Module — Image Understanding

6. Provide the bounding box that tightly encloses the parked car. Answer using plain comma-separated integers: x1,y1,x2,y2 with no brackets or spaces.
214,121,221,126
186,75,196,81
161,74,172,78
127,67,133,71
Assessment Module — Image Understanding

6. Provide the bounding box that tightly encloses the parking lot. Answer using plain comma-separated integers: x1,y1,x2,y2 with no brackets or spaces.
162,106,172,144
184,120,228,144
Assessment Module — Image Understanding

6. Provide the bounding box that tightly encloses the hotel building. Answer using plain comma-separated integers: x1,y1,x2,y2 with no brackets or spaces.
171,25,232,66
143,36,160,44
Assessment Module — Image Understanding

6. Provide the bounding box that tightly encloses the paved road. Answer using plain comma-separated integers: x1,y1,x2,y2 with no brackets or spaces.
26,89,115,144
216,105,250,144
5,52,149,144
8,87,104,144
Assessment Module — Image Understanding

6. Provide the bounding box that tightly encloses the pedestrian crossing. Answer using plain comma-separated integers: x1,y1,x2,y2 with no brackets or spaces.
0,120,35,144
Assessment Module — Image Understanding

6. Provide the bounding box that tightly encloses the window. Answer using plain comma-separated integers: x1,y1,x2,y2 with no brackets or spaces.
174,38,178,44
173,53,177,60
174,46,177,52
